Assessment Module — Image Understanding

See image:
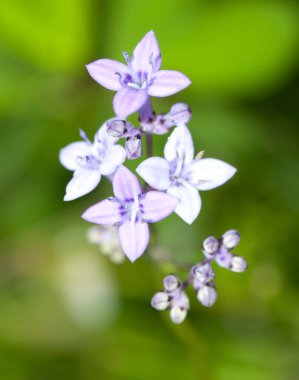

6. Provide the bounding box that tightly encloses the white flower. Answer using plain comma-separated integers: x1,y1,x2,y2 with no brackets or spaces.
59,122,126,201
137,125,237,224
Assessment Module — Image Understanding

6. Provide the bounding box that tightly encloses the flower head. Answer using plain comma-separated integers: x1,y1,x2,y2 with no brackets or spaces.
82,166,177,262
137,125,237,224
86,31,191,118
59,123,126,201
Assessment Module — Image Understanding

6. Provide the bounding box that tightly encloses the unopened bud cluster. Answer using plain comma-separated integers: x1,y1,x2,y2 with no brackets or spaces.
151,230,247,324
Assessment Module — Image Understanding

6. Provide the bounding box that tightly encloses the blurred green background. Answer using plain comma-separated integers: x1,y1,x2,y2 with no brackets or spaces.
0,0,299,379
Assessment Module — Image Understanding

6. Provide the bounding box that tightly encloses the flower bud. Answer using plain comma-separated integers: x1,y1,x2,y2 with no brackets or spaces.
202,236,219,256
163,274,180,292
125,136,142,159
167,103,192,126
231,256,247,272
106,119,127,137
197,285,217,307
192,263,214,284
170,306,187,324
222,229,240,249
151,292,169,310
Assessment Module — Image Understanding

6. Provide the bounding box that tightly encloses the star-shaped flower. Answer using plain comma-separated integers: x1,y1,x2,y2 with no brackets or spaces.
86,31,191,118
137,125,237,224
82,166,178,262
59,122,126,201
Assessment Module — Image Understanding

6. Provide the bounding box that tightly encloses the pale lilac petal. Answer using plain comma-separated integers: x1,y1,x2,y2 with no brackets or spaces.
113,166,142,201
82,198,122,225
148,70,191,97
59,142,90,171
167,184,201,224
86,59,128,91
100,145,127,176
136,157,171,190
64,169,101,201
132,30,161,74
164,125,194,164
118,221,150,262
188,158,237,191
113,88,148,118
140,191,177,223
95,120,119,146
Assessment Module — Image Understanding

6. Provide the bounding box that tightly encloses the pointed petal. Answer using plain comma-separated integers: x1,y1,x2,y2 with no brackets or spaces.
100,145,127,176
59,142,90,171
132,30,161,74
82,198,122,225
164,125,194,164
140,191,177,223
64,169,101,201
113,166,142,201
189,158,237,190
148,70,191,97
86,59,128,91
167,184,201,224
136,157,171,191
113,88,148,118
118,221,150,262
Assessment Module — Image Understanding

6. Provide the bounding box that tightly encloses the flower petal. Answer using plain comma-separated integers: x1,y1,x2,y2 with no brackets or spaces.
113,88,148,118
136,157,171,190
132,30,161,74
167,184,201,224
82,198,122,225
164,125,194,164
118,221,149,262
64,169,101,201
140,191,177,223
188,158,237,190
148,70,191,97
59,142,90,171
113,166,142,201
86,59,128,91
100,145,127,176
95,120,119,146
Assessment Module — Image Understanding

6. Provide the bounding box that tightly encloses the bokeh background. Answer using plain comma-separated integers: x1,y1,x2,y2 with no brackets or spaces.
0,0,299,379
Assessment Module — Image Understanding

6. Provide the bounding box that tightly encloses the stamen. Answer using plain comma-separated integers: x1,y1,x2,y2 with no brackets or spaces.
79,129,91,144
122,51,130,65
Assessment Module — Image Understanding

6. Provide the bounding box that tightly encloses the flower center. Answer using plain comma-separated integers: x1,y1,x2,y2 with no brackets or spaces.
76,154,100,170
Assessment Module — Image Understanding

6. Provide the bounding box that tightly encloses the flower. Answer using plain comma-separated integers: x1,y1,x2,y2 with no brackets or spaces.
82,166,178,262
86,31,191,118
137,125,237,224
151,275,190,324
202,230,247,272
59,123,126,201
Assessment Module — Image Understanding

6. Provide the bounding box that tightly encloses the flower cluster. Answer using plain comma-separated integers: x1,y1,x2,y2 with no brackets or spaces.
151,230,247,323
59,31,246,324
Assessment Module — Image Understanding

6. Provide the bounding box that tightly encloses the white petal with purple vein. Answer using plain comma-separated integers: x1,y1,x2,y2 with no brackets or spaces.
112,166,142,201
59,142,90,171
148,70,191,97
113,88,148,118
132,30,161,74
118,221,150,262
64,169,101,201
167,184,201,224
100,145,126,176
86,59,128,91
189,158,237,191
164,125,194,164
82,198,122,225
140,191,177,223
136,157,171,190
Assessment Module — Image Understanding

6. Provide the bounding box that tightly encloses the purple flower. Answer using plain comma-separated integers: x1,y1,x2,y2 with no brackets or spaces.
59,123,126,201
137,125,237,224
86,31,191,118
82,166,178,262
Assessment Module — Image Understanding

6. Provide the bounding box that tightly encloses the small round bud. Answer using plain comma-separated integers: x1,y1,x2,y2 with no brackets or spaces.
151,292,169,310
106,119,126,137
202,236,219,256
163,275,180,292
168,103,192,126
231,256,247,272
222,230,240,249
192,263,214,284
170,306,187,324
197,285,217,307
125,137,142,159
